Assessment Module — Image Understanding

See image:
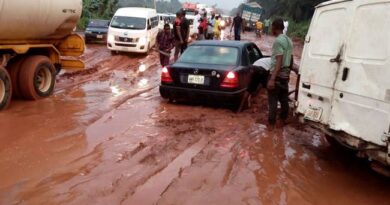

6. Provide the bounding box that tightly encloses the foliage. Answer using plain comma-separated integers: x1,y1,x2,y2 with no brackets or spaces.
287,20,310,40
230,0,325,40
246,0,327,21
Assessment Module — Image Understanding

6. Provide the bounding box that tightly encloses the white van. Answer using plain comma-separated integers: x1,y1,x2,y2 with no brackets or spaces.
107,8,158,53
157,13,174,30
297,0,390,175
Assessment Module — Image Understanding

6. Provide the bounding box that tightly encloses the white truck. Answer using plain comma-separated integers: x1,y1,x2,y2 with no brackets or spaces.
0,0,85,110
297,0,390,175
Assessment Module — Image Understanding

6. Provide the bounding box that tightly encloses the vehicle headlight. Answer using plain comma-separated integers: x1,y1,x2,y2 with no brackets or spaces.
108,34,115,42
85,30,92,34
139,37,147,46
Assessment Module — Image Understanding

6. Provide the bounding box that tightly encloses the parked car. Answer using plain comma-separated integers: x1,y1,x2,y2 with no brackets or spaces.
159,40,268,111
296,0,390,175
85,19,110,43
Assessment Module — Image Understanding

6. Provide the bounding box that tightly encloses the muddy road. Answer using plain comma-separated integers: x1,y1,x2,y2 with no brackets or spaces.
0,34,389,205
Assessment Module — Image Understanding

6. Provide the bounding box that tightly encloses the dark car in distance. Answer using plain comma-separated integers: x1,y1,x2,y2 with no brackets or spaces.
159,40,269,111
85,19,110,43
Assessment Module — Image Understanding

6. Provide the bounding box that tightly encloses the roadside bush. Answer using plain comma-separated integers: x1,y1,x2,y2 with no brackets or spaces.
288,20,310,41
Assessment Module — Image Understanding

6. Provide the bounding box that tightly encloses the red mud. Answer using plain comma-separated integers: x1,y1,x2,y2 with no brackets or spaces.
0,34,389,205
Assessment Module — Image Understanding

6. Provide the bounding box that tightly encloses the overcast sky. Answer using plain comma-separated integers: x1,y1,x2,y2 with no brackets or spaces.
181,0,244,10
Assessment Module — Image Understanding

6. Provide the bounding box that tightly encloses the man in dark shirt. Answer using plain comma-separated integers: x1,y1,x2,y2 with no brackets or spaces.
180,10,190,54
231,13,243,41
157,24,175,67
173,11,183,62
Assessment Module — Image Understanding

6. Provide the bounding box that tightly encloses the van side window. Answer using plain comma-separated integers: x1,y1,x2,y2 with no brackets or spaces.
347,3,390,61
149,16,158,28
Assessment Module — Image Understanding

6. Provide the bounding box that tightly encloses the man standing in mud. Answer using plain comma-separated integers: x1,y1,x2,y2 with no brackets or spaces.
173,11,183,62
231,13,243,41
156,24,175,67
267,18,293,126
180,10,190,54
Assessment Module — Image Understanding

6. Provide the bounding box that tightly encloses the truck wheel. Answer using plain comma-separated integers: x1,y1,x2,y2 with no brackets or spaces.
7,56,26,99
0,67,12,110
19,56,56,100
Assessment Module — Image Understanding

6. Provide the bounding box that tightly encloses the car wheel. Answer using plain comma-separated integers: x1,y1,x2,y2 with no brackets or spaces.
235,91,252,113
18,55,56,100
0,66,12,110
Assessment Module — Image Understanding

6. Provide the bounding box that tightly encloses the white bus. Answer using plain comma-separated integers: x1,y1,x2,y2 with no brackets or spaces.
107,8,158,54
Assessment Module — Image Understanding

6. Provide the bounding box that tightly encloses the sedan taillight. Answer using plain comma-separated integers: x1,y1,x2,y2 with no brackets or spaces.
221,71,239,88
161,66,173,83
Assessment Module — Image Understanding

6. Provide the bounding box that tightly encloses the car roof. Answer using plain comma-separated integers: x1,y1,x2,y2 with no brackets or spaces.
115,7,156,18
190,40,252,49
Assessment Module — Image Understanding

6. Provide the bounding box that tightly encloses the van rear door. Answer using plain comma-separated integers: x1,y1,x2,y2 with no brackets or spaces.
329,0,390,145
297,1,352,125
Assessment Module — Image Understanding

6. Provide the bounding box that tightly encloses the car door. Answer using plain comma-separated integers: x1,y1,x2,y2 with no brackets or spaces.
246,44,266,91
329,0,390,146
297,1,352,125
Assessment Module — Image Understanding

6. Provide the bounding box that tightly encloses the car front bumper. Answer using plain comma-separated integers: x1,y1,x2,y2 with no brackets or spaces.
85,33,107,41
159,85,246,105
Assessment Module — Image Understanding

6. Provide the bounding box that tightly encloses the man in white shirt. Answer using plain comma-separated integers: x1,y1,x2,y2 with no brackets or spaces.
253,57,271,71
193,10,201,39
283,20,289,34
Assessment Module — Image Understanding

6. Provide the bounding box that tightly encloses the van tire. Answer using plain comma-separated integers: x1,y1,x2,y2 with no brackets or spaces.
19,56,56,100
8,56,26,99
0,66,12,110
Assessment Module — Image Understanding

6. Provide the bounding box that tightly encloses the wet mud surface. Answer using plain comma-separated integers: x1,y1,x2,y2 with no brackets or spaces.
0,34,389,205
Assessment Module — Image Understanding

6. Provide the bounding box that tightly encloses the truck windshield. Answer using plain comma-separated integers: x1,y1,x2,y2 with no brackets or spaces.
178,46,238,66
110,16,146,30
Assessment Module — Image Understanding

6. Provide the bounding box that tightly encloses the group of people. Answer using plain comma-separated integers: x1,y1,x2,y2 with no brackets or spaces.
193,10,224,41
156,10,190,67
156,10,238,67
156,13,294,126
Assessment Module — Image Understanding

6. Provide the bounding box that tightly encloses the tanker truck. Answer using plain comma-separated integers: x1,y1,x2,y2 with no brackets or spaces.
0,0,85,110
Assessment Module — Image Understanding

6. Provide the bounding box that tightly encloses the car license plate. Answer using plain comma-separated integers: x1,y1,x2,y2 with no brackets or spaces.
304,107,323,122
188,75,205,85
97,35,103,39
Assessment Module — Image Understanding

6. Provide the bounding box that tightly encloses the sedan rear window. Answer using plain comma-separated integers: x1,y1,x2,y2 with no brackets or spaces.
178,46,239,65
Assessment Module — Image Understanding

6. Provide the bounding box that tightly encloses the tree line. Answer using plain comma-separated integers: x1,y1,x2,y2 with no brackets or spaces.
232,0,327,21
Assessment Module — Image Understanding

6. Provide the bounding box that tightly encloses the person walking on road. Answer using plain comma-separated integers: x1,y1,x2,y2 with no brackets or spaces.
180,10,190,54
264,18,270,35
198,15,208,40
214,16,222,40
231,13,243,41
255,19,263,38
267,18,294,126
192,10,201,40
207,13,216,40
173,12,183,62
156,24,175,67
